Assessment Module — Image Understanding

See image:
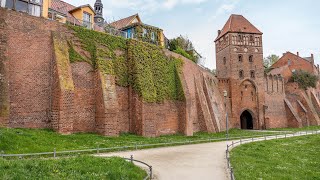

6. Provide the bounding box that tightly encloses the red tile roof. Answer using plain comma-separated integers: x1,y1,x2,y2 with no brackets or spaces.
215,14,262,41
110,14,141,30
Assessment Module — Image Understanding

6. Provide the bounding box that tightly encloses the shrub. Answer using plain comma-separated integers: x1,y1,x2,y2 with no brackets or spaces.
291,70,318,90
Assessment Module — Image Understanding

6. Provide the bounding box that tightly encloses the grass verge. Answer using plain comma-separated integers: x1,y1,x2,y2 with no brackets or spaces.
230,134,320,180
0,156,147,180
0,128,280,155
270,125,320,132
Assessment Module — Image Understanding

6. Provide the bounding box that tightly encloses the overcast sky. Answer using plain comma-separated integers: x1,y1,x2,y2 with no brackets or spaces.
68,0,320,70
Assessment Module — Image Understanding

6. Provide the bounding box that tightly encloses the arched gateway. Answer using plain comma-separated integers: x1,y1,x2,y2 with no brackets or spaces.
240,110,253,129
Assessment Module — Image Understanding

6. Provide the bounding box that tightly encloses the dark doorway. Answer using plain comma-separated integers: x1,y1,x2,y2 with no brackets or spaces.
240,110,253,129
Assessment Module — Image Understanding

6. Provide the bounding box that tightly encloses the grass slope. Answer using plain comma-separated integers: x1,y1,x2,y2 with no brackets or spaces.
0,156,147,180
0,128,279,154
231,134,320,180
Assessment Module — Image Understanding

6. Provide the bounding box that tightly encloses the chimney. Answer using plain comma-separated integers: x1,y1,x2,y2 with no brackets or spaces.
297,52,299,56
318,64,320,75
218,30,221,35
311,54,315,65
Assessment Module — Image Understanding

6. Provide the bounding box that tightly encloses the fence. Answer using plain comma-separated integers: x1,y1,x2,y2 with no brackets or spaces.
225,130,320,180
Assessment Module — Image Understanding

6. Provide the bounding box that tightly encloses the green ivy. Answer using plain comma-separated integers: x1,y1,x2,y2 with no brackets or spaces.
133,24,162,46
68,42,90,64
128,39,185,102
69,26,128,86
67,26,184,102
291,70,319,90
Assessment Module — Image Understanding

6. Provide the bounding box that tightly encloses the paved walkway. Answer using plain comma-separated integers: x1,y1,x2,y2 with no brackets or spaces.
97,131,319,180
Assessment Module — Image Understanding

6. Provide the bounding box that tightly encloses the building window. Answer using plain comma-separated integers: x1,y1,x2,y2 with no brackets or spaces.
4,0,42,17
249,55,253,63
142,28,147,37
223,57,226,65
249,35,254,43
250,70,255,79
288,59,291,65
238,55,243,62
238,34,243,42
83,12,92,29
239,70,244,79
151,32,155,41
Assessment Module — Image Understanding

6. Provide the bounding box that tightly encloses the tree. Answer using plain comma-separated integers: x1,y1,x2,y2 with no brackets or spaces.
169,35,200,64
291,70,318,90
264,54,279,69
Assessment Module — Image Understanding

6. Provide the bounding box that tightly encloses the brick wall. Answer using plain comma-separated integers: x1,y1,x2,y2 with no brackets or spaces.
0,9,9,127
71,62,96,132
116,86,130,133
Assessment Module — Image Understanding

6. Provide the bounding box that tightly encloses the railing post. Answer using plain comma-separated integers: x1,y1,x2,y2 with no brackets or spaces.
276,135,277,139
1,150,4,158
240,138,242,145
130,155,133,163
53,148,56,158
252,137,254,142
230,167,234,180
264,135,266,141
285,134,287,138
149,166,153,179
97,145,100,154
232,141,234,147
135,143,138,150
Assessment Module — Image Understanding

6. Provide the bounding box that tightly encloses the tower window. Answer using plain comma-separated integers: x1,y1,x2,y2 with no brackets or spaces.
223,57,226,65
238,55,243,62
249,35,254,42
249,55,253,63
250,71,255,79
238,34,243,42
239,70,244,79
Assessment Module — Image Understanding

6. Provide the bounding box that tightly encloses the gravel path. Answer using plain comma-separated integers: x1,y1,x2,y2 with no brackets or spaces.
97,131,320,180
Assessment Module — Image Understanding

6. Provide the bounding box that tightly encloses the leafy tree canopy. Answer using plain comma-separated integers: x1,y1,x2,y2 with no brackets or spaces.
264,54,280,73
169,35,201,63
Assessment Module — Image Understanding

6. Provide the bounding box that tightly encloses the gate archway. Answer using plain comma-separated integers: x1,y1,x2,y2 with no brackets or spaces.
240,110,253,129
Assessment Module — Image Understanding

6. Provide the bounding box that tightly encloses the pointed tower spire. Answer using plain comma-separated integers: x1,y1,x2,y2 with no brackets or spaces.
94,0,104,26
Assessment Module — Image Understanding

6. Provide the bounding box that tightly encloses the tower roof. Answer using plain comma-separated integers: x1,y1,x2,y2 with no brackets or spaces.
215,14,262,42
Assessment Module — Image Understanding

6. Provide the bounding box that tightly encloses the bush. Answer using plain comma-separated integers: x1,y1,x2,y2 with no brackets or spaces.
291,70,318,90
173,47,196,62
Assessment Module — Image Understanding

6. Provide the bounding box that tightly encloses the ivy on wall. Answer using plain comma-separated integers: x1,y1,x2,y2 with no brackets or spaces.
128,40,185,102
69,26,129,86
133,24,162,46
67,26,184,102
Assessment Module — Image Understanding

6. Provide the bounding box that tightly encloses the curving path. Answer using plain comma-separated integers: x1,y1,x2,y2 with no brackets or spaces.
97,131,319,180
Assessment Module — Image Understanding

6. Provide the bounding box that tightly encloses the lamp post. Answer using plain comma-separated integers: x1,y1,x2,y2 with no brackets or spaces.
223,90,229,141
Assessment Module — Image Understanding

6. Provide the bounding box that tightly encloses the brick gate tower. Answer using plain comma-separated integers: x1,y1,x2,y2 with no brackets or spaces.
215,15,265,129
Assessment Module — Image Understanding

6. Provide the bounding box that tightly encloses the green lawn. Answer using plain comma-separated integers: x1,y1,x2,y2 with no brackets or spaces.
0,128,280,154
230,134,320,180
0,156,147,180
270,125,320,132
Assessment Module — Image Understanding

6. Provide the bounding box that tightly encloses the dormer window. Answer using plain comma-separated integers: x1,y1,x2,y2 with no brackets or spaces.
288,59,292,65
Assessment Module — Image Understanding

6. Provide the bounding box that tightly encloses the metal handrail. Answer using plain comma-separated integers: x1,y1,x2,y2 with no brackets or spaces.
225,130,320,180
1,132,290,158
